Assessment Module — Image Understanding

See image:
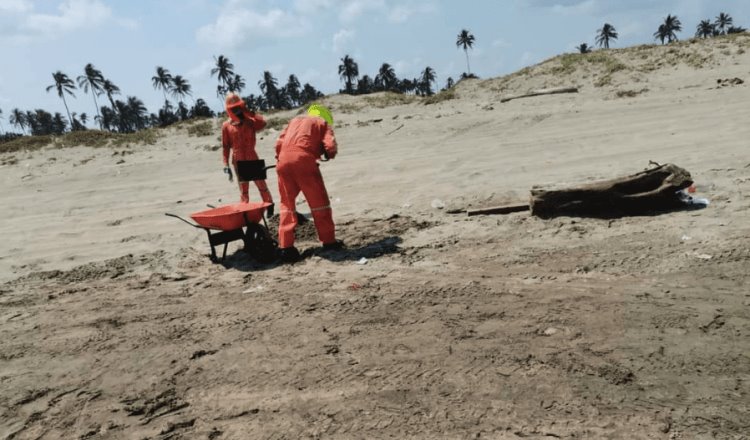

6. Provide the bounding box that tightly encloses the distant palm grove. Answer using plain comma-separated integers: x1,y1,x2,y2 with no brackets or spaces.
0,13,746,142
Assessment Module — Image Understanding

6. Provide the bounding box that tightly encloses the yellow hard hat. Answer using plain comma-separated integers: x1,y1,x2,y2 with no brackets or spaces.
307,103,333,127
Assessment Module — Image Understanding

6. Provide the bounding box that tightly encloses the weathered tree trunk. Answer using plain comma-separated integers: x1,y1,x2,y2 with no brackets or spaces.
530,163,693,218
466,203,530,217
500,87,578,103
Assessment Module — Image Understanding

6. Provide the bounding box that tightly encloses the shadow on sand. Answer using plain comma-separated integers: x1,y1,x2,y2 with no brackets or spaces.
219,236,403,271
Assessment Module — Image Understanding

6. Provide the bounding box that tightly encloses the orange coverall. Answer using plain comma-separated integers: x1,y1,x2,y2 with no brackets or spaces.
275,116,338,249
221,103,272,204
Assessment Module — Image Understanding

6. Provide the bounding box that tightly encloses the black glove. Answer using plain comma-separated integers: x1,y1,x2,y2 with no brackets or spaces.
266,203,275,218
223,166,233,182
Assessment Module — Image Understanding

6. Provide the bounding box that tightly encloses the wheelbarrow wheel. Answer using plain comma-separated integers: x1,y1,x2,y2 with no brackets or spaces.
244,223,278,263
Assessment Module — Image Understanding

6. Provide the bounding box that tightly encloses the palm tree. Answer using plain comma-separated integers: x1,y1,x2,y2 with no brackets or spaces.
126,96,149,130
228,74,245,94
97,107,116,131
190,99,214,118
357,75,374,95
715,13,733,35
76,63,105,128
456,29,476,75
211,55,235,95
152,66,173,102
284,74,302,107
444,77,455,90
577,43,593,53
9,108,26,134
419,66,436,96
70,112,86,131
596,23,618,49
654,15,681,44
46,71,76,129
338,55,359,94
399,78,416,95
300,83,323,105
259,71,279,109
696,19,715,38
52,112,67,135
375,63,398,92
170,75,192,103
101,79,121,111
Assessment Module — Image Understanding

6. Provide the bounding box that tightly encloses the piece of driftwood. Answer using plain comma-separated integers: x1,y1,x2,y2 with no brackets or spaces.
467,203,530,217
530,163,693,218
500,87,579,103
386,124,405,136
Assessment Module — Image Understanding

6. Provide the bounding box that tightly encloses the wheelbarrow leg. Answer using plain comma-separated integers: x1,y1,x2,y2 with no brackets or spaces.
206,228,246,263
206,230,219,263
222,242,229,261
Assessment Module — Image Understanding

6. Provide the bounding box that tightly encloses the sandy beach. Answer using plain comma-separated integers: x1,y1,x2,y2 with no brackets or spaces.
1,35,749,439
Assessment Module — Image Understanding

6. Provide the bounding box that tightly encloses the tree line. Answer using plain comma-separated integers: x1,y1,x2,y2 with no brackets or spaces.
1,57,325,139
0,15,746,140
578,11,745,53
336,29,477,97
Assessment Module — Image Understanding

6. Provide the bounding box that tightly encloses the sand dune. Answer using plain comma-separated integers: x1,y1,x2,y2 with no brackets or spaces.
1,35,749,438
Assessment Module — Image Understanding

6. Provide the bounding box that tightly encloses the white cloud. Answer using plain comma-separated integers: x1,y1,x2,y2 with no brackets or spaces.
0,0,136,43
0,0,32,13
387,2,437,23
24,0,112,34
332,28,354,53
294,0,333,14
339,0,385,23
197,5,310,48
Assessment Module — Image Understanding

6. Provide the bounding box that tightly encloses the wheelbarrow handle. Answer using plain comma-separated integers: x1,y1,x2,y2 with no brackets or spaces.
165,212,202,229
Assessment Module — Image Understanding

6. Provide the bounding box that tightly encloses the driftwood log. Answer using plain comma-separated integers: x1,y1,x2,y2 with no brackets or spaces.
500,87,578,103
467,203,530,217
530,163,693,218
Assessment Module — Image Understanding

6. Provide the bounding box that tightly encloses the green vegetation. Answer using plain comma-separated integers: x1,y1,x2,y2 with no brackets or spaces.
363,92,418,108
615,88,648,98
186,120,214,137
111,128,162,147
264,117,291,131
0,135,54,153
552,52,629,76
423,88,457,105
0,128,163,154
334,103,365,114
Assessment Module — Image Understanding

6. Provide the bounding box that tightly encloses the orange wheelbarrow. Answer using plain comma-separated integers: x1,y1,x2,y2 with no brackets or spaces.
166,202,277,263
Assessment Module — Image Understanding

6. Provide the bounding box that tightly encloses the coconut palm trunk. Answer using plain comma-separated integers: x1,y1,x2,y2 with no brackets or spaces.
61,96,73,127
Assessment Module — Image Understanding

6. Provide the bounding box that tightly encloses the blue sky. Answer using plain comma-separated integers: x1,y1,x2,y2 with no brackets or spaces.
1,0,748,123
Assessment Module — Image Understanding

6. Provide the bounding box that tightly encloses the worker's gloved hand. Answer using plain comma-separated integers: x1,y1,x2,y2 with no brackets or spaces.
266,203,275,218
223,166,233,182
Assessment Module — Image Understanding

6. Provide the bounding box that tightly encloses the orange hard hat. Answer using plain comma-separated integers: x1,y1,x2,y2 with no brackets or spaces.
225,92,244,111
225,92,250,122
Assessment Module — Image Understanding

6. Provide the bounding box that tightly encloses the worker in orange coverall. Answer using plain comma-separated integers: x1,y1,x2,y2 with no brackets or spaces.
221,93,273,208
275,104,342,263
